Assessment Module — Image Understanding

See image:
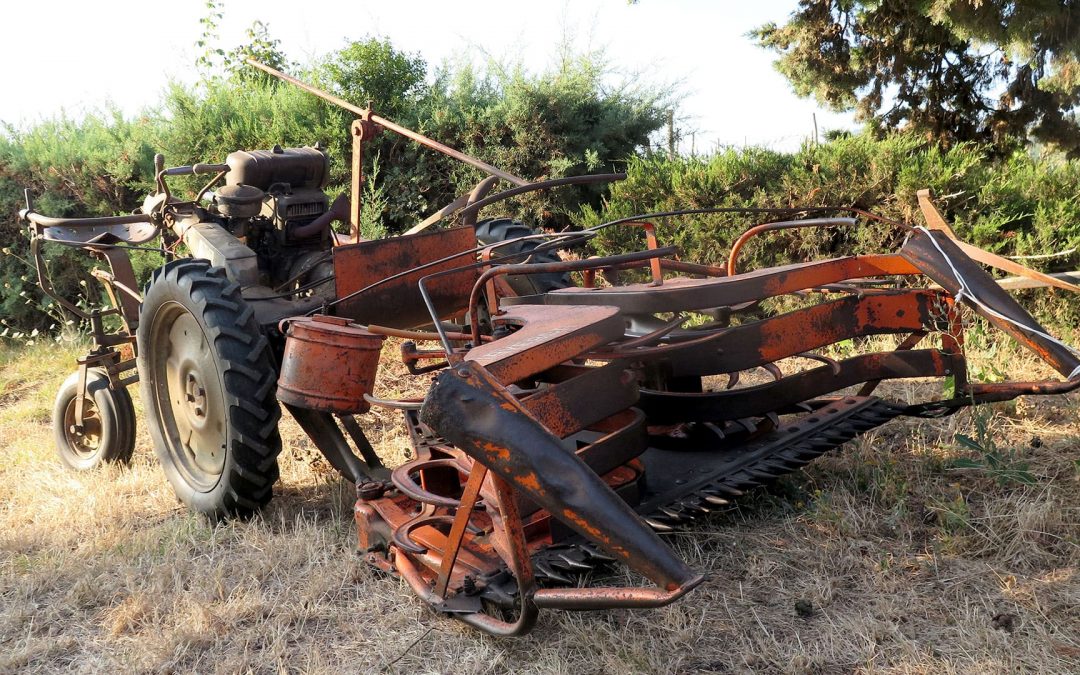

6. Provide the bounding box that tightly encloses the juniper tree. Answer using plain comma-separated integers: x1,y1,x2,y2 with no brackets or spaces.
755,1,1080,154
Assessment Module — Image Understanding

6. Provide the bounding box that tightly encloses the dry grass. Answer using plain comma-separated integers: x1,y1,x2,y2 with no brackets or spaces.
2,336,1079,674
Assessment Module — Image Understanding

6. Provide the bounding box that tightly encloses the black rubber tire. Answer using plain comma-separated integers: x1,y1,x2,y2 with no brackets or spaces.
52,368,136,470
474,217,572,296
137,259,282,519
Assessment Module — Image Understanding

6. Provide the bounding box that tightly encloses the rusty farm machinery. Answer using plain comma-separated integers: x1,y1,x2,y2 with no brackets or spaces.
20,60,1080,635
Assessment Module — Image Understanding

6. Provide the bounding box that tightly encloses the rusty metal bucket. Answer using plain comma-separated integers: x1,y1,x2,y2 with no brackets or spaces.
277,315,385,413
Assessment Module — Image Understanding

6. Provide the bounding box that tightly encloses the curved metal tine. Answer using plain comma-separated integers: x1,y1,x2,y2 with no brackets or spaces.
536,561,573,584
761,362,783,381
702,422,726,440
557,553,593,570
725,371,741,390
615,313,689,351
645,517,674,532
734,417,758,434
390,457,466,509
392,505,445,554
795,351,842,375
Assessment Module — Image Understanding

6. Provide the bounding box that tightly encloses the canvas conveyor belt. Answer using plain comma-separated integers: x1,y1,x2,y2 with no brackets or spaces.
401,396,904,585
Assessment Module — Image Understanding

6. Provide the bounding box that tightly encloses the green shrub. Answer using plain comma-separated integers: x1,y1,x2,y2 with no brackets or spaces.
0,112,162,332
6,33,1080,338
580,135,1080,286
0,37,668,333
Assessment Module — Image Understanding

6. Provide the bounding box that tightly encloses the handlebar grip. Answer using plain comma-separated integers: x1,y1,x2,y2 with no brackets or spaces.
193,163,230,175
161,163,230,177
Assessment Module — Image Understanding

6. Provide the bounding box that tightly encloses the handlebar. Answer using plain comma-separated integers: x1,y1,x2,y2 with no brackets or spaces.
19,210,152,229
159,162,230,177
19,158,229,233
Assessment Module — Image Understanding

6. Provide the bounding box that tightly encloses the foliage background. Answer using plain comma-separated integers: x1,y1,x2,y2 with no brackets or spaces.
3,33,1080,336
754,1,1080,155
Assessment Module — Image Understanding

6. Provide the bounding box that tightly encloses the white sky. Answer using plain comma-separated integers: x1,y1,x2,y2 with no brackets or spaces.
1,0,855,152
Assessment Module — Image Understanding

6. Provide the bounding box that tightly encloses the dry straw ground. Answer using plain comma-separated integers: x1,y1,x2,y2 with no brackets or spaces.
1,334,1079,674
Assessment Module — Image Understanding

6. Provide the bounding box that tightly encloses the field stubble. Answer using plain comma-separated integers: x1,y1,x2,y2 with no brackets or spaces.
1,335,1078,674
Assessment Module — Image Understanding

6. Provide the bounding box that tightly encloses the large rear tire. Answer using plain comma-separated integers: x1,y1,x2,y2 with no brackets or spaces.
52,368,136,470
137,259,282,519
474,217,571,296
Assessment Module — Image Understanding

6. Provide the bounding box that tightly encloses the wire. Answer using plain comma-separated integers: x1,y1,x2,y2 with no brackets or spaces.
587,205,912,235
1007,247,1076,261
245,274,334,301
915,226,1080,381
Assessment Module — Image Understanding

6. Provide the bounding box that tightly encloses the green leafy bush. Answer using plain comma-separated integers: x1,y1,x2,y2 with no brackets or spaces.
580,135,1080,285
0,112,161,332
5,33,1080,339
0,37,668,333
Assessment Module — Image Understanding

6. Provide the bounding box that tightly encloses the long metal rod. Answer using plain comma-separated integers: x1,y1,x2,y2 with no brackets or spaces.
727,217,857,275
246,59,528,187
588,206,911,235
455,173,627,221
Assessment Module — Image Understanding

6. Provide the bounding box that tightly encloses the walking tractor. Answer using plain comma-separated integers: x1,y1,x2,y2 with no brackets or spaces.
21,60,1080,636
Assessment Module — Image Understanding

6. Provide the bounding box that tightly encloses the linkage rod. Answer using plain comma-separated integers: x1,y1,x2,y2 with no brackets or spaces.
246,59,527,186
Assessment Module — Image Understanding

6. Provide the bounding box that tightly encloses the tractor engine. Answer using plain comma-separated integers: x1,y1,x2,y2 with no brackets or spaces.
201,145,336,294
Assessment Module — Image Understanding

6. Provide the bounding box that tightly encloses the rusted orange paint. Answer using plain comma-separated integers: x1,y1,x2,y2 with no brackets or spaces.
466,304,624,384
333,225,478,328
561,508,613,544
515,473,543,493
277,315,385,413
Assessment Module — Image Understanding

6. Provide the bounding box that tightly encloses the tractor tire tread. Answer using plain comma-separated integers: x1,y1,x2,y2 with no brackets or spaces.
138,258,282,519
475,217,571,296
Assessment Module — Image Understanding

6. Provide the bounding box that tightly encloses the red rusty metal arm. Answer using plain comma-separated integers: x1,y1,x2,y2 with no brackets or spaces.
546,254,922,313
964,378,1080,400
464,304,624,384
420,360,702,593
533,582,702,610
604,290,948,378
246,59,528,187
637,349,957,423
726,217,858,275
434,463,489,597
